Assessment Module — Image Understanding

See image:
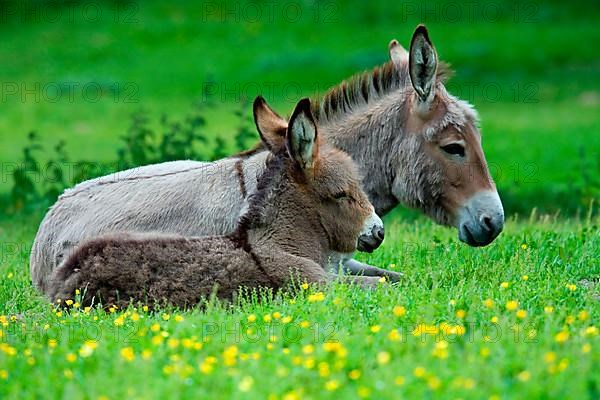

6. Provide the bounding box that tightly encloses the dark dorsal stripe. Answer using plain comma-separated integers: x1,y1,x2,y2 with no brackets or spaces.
234,159,247,199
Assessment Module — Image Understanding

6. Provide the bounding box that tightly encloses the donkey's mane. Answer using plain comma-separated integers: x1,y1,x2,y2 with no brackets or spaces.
229,151,287,244
311,60,452,124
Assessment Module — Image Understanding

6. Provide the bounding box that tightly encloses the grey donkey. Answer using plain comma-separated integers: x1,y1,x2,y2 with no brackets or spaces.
48,99,385,309
32,25,504,293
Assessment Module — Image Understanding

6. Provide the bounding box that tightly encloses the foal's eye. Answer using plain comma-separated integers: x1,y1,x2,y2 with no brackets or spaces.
441,143,465,157
333,192,350,200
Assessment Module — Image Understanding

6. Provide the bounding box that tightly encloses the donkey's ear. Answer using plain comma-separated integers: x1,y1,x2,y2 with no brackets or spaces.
409,24,438,105
389,39,408,67
253,96,287,151
286,98,318,171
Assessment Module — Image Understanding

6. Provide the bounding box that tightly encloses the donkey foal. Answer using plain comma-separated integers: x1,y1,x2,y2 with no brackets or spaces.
49,99,385,309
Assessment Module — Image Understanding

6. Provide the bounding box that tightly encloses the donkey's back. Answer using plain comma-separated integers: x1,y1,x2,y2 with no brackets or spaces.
30,156,261,292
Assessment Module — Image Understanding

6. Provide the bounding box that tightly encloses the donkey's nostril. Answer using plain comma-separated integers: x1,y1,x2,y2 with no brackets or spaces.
372,226,385,243
480,215,493,232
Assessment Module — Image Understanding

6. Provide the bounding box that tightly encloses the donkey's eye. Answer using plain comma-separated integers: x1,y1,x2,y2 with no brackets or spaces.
441,143,465,157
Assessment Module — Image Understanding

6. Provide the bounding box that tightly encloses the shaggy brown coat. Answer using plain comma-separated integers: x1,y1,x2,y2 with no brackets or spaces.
48,100,382,309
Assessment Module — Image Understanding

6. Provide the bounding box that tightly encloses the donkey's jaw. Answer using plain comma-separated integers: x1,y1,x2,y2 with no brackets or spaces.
456,191,504,247
357,209,385,253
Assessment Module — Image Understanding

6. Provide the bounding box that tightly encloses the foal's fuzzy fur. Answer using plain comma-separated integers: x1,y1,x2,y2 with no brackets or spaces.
48,100,383,309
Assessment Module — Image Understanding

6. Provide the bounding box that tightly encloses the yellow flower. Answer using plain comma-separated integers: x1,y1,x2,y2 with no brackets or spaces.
174,315,184,323
413,323,438,336
162,314,170,321
517,370,530,382
520,243,527,250
558,358,569,371
272,312,281,320
150,323,161,332
120,347,135,362
544,352,556,363
521,275,529,281
491,316,499,324
66,353,77,363
393,305,406,317
357,386,371,398
554,331,569,343
427,376,441,390
584,326,598,336
48,339,57,348
505,301,518,311
247,314,256,323
483,299,494,309
544,306,554,314
301,283,309,290
6,272,13,279
388,329,401,342
263,314,272,323
318,362,330,377
480,347,490,358
238,376,254,392
578,311,589,321
325,380,340,391
449,299,456,306
300,321,310,329
432,340,449,359
114,315,125,326
302,344,314,354
65,299,73,306
378,276,387,283
142,305,149,312
394,376,405,385
516,309,527,319
141,349,152,359
63,369,73,379
131,313,140,322
370,325,381,333
307,292,325,302
79,340,97,357
456,309,466,319
500,282,509,289
565,283,577,291
83,307,91,313
377,351,391,365
414,366,426,378
0,369,7,379
582,343,591,353
348,369,361,380
282,316,292,324
72,302,80,308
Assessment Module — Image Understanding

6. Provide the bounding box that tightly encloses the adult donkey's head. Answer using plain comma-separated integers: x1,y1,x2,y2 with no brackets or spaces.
258,25,503,247
396,25,504,246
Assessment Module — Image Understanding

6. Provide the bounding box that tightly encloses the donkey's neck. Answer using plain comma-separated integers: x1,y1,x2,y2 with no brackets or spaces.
321,91,410,216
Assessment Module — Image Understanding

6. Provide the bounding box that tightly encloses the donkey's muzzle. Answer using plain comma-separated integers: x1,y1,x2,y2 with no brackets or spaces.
357,226,385,253
457,191,504,247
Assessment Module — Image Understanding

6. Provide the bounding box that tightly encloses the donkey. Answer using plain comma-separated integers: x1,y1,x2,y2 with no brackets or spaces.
48,99,385,308
31,25,504,293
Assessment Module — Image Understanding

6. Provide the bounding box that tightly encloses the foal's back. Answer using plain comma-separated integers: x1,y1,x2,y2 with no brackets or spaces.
49,233,274,309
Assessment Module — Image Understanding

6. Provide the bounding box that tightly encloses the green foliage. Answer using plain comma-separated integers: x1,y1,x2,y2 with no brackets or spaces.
6,101,258,213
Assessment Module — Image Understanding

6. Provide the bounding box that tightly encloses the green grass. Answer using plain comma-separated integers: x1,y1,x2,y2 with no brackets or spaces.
0,213,598,398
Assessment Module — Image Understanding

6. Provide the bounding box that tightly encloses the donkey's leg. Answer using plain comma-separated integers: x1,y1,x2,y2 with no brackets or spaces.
343,259,403,283
329,273,382,289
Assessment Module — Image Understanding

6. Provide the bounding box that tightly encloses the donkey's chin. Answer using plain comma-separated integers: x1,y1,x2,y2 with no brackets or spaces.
456,191,505,247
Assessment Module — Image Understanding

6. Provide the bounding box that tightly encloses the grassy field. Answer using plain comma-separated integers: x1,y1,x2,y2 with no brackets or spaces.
0,213,598,398
0,0,599,399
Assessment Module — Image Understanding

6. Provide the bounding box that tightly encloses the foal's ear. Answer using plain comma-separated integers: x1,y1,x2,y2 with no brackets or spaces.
253,96,287,151
389,39,409,67
286,98,319,171
409,24,438,106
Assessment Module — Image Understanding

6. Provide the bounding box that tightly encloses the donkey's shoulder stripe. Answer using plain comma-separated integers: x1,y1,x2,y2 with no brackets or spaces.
234,159,247,199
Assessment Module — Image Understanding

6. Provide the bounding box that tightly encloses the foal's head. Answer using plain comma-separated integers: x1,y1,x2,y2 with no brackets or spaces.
392,25,504,246
251,97,384,254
